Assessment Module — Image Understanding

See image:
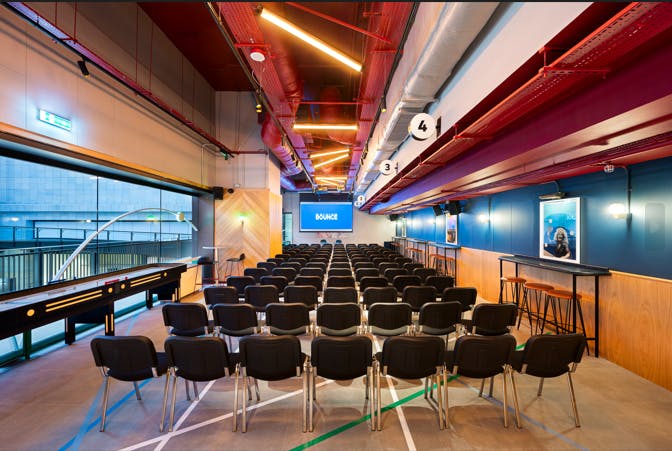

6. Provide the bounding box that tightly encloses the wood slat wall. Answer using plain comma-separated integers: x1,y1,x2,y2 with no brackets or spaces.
456,247,672,390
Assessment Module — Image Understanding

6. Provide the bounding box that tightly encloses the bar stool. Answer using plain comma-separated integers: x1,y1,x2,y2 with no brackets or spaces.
517,282,554,335
540,289,587,340
499,276,526,307
224,253,245,277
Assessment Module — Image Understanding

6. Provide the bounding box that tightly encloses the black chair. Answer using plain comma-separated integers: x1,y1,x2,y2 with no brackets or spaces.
401,285,437,312
378,262,398,276
299,267,324,278
425,275,455,294
394,257,413,266
417,301,462,346
361,287,397,309
244,285,279,313
326,275,356,288
328,268,352,277
442,286,477,311
90,335,169,432
359,276,389,293
260,275,289,294
315,303,362,336
212,303,259,348
367,303,413,337
413,267,437,282
354,262,376,270
330,262,351,270
284,285,318,308
280,261,302,272
403,262,424,273
323,286,358,304
355,268,379,282
244,267,269,283
224,253,246,276
510,333,586,427
265,303,312,335
383,268,407,283
227,276,256,298
203,286,238,309
272,267,297,283
162,302,212,337
444,334,519,428
462,303,518,335
392,275,422,294
294,275,323,293
308,336,375,431
237,335,308,432
376,336,445,430
257,261,276,272
267,258,284,266
306,262,327,272
163,336,238,432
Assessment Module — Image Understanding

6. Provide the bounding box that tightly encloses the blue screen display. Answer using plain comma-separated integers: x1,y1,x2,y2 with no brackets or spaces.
300,202,353,232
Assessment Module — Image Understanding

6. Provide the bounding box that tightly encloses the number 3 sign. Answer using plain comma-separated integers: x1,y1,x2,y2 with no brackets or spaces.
409,113,436,141
379,159,396,176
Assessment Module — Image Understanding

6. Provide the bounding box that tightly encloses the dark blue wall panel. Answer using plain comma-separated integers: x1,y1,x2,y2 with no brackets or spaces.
403,157,672,279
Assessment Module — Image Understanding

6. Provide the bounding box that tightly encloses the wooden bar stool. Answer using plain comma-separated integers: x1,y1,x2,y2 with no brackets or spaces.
429,253,445,275
540,289,587,340
517,282,554,335
499,276,526,307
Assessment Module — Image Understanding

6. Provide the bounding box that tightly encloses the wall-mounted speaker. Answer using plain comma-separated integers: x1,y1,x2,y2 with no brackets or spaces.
213,186,224,200
432,205,444,216
446,201,461,215
389,214,399,222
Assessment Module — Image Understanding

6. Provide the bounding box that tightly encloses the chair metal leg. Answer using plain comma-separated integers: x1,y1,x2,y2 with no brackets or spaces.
368,366,374,431
160,372,170,432
488,376,494,397
99,376,110,432
502,372,509,428
509,368,522,428
133,381,142,400
443,369,449,429
376,361,382,431
424,376,429,399
185,379,191,401
192,381,199,400
537,377,545,396
233,367,239,432
242,376,248,433
309,367,315,432
169,373,178,432
567,372,581,427
302,365,308,433
479,378,485,397
436,371,444,430
254,378,260,401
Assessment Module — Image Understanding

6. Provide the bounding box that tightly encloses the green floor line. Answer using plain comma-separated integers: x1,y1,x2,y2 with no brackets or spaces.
289,375,460,451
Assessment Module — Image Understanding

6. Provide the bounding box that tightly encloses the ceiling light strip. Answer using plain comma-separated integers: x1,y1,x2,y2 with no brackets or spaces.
313,153,350,169
259,9,362,72
294,124,358,131
310,149,350,159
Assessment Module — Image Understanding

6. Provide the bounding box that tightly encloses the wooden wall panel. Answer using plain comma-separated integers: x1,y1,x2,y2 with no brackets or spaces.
214,189,281,272
456,247,672,390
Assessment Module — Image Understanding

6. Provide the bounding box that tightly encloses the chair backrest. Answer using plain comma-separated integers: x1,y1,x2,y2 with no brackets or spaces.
469,302,518,335
165,336,235,380
418,301,462,335
442,286,477,311
311,335,372,380
384,268,408,283
413,267,437,282
367,303,413,336
316,303,361,336
516,333,586,377
244,284,279,311
91,335,163,381
265,303,311,335
259,275,289,293
328,268,352,277
239,335,304,380
267,258,284,265
244,267,269,282
306,262,327,273
161,303,209,336
280,261,302,272
394,257,413,266
392,275,422,293
257,261,277,272
293,275,323,292
447,334,516,379
272,267,297,282
323,286,358,304
378,262,398,276
288,257,307,266
354,262,375,270
283,285,318,307
212,303,258,336
299,267,324,278
380,336,445,379
372,258,389,267
403,262,424,273
425,275,455,293
355,267,380,282
239,253,246,262
203,286,238,308
326,275,356,288
401,285,437,311
359,276,389,292
226,276,256,297
362,286,397,308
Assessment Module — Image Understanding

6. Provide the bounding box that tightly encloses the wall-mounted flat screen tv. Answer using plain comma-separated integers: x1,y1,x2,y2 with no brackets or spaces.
300,202,353,232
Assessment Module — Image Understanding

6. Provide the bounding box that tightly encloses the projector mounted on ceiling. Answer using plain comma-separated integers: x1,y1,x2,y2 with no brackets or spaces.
538,191,565,200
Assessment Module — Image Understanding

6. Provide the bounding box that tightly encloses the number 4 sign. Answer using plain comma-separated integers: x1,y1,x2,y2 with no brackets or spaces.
409,113,436,141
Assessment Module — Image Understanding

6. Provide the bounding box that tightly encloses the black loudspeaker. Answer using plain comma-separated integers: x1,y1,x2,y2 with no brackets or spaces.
388,214,399,222
213,186,224,200
446,201,461,215
432,205,444,216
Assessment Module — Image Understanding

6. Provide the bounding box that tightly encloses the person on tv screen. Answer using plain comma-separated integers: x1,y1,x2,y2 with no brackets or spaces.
543,226,571,259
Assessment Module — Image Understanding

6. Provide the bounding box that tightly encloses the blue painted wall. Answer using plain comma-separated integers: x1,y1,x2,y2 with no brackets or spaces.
402,157,672,279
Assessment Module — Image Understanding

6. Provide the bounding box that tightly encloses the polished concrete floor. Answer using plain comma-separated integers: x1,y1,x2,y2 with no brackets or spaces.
1,293,671,451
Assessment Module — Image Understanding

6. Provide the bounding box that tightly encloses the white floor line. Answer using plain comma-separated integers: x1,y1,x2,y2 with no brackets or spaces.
373,339,416,451
118,379,333,451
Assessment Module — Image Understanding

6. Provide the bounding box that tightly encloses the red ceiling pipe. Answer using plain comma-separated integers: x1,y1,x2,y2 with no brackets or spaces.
5,2,237,157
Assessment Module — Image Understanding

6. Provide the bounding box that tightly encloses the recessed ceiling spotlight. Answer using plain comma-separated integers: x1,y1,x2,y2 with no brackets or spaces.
250,48,266,62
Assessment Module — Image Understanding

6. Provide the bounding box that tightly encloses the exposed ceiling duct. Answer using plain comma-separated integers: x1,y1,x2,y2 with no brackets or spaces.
355,2,500,193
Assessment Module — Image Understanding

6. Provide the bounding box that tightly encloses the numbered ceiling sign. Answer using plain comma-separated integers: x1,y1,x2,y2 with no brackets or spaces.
379,159,396,176
356,194,365,204
409,113,436,141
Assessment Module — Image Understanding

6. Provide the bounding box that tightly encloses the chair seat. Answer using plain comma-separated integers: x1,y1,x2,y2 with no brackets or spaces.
170,320,214,337
547,289,581,300
417,324,456,336
318,325,359,336
524,282,554,291
501,276,526,284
